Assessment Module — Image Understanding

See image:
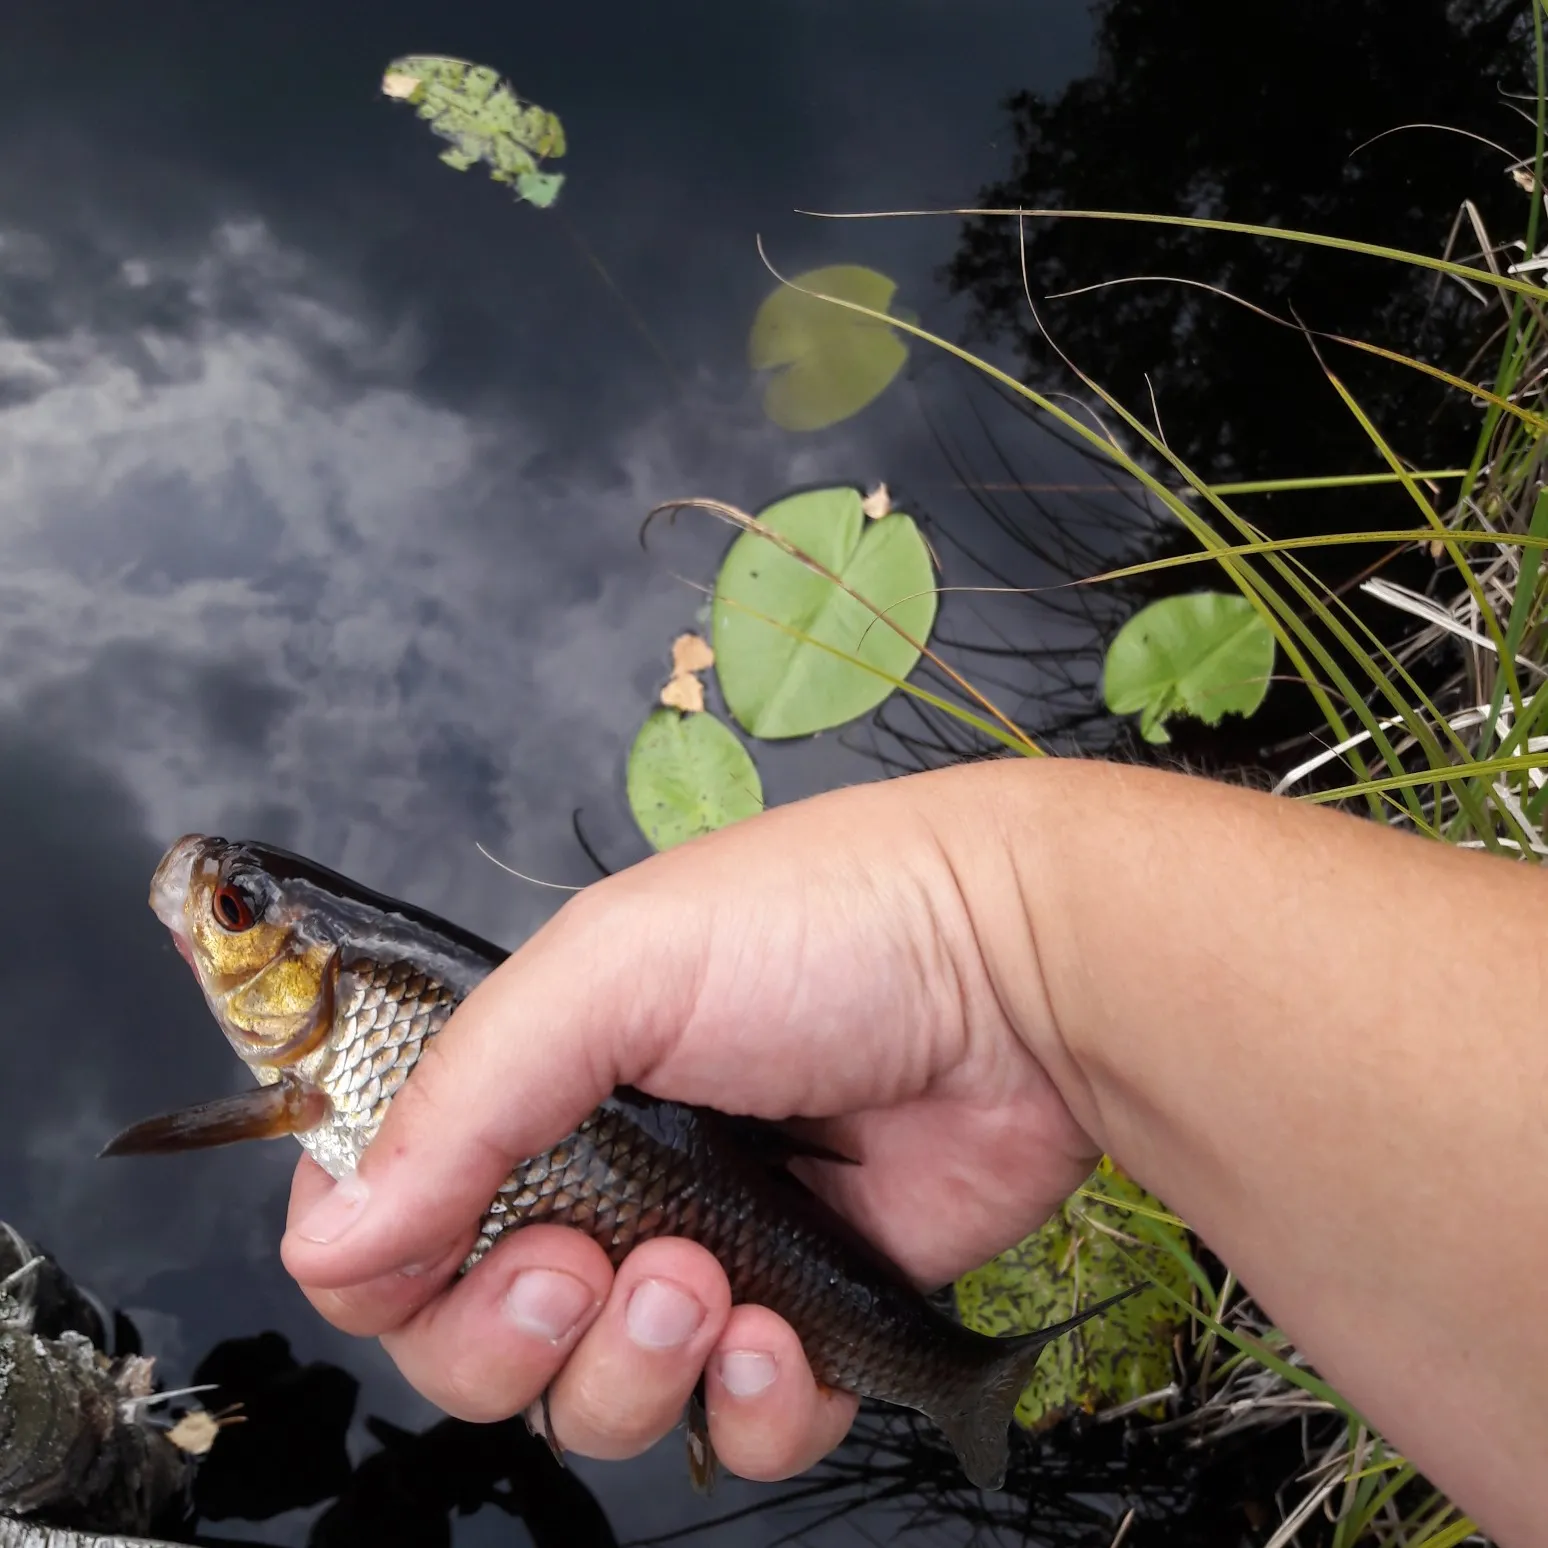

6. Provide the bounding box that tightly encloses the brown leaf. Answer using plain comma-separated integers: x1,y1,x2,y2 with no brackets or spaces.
167,1412,223,1456
381,72,422,100
860,482,891,520
671,633,715,675
660,674,705,714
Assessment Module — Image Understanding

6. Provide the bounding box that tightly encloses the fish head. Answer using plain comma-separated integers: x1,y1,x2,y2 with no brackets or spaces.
151,834,341,1074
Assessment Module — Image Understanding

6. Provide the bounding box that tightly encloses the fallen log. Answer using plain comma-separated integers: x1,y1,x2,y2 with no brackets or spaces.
0,1224,194,1544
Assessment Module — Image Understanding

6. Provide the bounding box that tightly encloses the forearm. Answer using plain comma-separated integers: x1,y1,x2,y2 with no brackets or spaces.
273,749,1546,1526
954,756,1547,1543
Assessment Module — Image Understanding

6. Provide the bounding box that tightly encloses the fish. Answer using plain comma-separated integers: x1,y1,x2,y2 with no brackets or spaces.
103,834,1139,1492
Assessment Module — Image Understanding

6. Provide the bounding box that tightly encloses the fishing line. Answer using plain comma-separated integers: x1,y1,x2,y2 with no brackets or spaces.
475,840,587,892
552,207,684,391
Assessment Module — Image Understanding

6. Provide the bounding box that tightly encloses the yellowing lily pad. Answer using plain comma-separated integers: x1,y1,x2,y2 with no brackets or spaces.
712,486,937,740
749,266,908,431
382,55,566,207
1103,592,1275,744
626,709,763,851
955,1163,1190,1430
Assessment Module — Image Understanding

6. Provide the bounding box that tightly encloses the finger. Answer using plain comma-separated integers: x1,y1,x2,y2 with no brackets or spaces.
278,882,694,1289
801,1094,1098,1287
704,1304,859,1481
540,1238,732,1461
378,1225,612,1423
283,1156,470,1335
285,1150,334,1224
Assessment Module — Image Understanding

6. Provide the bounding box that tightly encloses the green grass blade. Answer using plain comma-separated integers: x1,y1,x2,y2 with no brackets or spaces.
801,204,1548,302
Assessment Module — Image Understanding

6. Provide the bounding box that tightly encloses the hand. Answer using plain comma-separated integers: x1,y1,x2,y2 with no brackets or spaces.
278,767,1100,1480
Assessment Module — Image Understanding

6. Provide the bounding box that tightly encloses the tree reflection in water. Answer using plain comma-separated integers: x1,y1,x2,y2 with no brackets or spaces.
897,0,1533,776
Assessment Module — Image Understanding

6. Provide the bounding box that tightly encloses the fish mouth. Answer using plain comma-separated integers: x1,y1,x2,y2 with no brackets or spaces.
149,834,209,962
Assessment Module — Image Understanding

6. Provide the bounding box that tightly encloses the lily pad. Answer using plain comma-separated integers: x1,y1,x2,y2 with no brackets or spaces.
626,709,763,851
955,1161,1191,1430
382,55,566,207
1103,592,1275,744
712,486,937,740
749,266,908,431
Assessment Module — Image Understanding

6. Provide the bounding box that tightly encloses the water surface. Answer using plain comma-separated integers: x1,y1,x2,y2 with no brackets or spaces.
0,4,1100,1543
2,1,1520,1542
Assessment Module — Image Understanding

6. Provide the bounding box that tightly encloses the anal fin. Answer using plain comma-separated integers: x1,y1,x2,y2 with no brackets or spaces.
685,1376,717,1494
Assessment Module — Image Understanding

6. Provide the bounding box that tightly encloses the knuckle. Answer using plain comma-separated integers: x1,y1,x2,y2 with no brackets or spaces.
561,1363,688,1458
306,1287,402,1339
408,1342,538,1424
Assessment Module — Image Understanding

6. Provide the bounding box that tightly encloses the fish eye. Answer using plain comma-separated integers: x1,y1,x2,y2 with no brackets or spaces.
212,882,257,932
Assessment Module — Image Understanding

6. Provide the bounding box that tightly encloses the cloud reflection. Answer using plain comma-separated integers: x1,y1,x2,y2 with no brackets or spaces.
0,215,864,941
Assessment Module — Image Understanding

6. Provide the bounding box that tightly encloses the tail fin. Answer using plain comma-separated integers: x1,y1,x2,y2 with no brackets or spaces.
929,1285,1143,1491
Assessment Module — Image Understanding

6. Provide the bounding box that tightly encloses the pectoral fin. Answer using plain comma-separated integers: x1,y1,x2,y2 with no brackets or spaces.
99,1080,330,1157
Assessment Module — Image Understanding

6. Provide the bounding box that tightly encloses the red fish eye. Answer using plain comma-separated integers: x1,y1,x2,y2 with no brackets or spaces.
212,884,255,932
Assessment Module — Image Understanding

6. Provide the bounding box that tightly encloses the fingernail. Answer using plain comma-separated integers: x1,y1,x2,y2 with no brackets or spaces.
625,1278,706,1350
292,1175,370,1244
505,1269,595,1343
717,1349,777,1398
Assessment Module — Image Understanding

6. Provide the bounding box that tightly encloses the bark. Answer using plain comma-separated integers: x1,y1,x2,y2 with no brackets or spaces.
0,1225,192,1543
0,1520,176,1548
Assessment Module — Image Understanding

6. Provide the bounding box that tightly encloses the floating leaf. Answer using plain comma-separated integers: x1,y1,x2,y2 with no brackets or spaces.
955,1162,1190,1430
749,266,908,431
382,55,566,207
627,709,763,851
712,486,937,739
1103,592,1275,744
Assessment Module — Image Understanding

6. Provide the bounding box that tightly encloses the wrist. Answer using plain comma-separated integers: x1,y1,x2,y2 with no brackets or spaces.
955,758,1112,1140
905,757,1110,1152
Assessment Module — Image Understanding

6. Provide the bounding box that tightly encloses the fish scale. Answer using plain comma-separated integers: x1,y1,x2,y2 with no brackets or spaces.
111,832,1140,1492
304,954,1015,1404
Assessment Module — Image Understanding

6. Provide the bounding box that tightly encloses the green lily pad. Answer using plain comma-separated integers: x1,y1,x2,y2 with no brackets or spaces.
712,486,937,740
1103,592,1275,744
955,1162,1191,1430
749,266,908,431
383,55,566,207
626,709,763,851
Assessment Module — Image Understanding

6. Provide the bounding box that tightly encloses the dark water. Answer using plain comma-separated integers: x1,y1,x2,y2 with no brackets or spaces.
0,2,1526,1544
